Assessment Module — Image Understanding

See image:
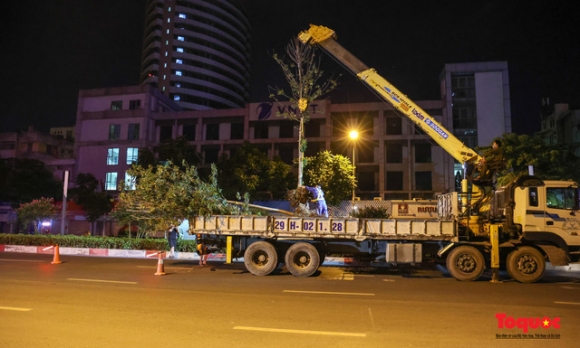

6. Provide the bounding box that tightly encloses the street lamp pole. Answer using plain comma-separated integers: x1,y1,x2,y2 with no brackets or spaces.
349,130,358,202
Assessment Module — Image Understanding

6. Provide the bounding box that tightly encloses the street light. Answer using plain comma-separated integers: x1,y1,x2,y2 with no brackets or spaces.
349,130,358,201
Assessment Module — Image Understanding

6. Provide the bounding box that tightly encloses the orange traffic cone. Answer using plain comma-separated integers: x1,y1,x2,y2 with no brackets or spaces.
51,245,62,264
154,252,166,276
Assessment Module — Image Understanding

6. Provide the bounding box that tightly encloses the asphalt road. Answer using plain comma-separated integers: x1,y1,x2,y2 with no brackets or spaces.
1,253,579,348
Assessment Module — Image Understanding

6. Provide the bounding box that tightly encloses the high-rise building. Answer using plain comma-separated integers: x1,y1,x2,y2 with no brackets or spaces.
140,0,251,110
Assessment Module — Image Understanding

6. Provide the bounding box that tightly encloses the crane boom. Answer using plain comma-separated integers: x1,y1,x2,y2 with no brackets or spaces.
298,24,481,164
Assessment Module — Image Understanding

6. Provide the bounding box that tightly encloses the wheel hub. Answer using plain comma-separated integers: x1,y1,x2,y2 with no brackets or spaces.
516,255,537,274
457,254,476,272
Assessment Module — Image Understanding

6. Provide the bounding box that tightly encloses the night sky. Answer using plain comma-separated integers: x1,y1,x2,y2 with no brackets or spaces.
2,1,579,135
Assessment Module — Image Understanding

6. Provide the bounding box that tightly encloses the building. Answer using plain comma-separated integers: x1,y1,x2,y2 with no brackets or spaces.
140,0,251,110
540,102,580,156
440,61,512,181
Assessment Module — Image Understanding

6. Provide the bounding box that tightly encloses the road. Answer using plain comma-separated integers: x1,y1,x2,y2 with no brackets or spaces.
1,252,579,348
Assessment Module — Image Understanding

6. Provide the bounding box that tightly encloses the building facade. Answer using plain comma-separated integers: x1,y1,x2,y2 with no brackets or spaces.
140,0,251,110
540,102,580,156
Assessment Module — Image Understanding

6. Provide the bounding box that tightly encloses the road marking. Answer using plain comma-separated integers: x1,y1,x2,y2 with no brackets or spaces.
283,290,374,296
383,279,395,282
554,301,580,306
0,259,44,263
233,326,366,337
0,306,32,312
67,278,137,285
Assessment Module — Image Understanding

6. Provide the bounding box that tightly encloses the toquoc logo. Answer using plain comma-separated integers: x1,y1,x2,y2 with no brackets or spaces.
496,313,560,333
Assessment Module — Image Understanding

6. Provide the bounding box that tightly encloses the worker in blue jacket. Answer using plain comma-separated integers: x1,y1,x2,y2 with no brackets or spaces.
304,185,328,218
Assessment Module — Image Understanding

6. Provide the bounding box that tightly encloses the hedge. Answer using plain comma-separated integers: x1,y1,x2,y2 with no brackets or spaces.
0,234,197,252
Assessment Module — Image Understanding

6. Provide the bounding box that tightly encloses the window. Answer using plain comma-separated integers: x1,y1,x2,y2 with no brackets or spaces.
415,143,431,163
178,13,186,18
415,171,432,191
176,59,183,64
129,100,141,110
204,148,219,164
386,143,403,163
124,172,136,190
128,123,140,140
230,122,244,140
183,124,196,141
279,120,294,138
110,101,122,111
177,36,184,41
175,70,182,76
159,125,172,142
358,172,376,191
126,148,138,164
105,172,118,191
386,117,402,135
278,144,294,164
254,123,269,139
109,124,121,140
107,148,119,165
386,171,403,191
206,124,220,140
546,187,577,210
529,187,538,207
305,119,321,137
174,95,180,101
176,47,184,53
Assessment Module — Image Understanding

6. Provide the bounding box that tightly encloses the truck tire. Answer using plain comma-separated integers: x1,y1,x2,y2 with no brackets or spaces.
244,241,278,276
446,246,485,281
284,242,320,277
506,247,545,283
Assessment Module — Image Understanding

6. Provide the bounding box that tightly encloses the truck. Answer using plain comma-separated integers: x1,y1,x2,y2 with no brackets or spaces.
188,25,580,283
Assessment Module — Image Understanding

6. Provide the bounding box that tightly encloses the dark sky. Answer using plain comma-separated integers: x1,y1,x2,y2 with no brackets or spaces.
2,1,579,135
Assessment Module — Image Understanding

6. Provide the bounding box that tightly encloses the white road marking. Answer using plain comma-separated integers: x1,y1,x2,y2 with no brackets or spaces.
0,306,32,312
283,290,374,296
67,278,137,285
554,301,580,306
383,279,395,282
233,326,366,337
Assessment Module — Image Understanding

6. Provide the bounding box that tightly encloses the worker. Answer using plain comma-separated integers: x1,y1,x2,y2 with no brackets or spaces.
474,140,504,183
304,185,328,218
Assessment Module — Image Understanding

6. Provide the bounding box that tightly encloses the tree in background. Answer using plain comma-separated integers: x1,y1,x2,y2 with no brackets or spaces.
302,151,355,206
486,133,580,186
16,198,58,234
0,158,62,205
68,173,114,235
216,142,294,200
136,136,201,171
270,38,339,186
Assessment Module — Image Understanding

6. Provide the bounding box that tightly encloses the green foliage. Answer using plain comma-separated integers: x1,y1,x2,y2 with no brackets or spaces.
216,142,294,200
303,150,355,206
484,133,580,186
113,161,243,233
0,234,197,252
0,158,62,205
16,198,58,234
350,206,389,218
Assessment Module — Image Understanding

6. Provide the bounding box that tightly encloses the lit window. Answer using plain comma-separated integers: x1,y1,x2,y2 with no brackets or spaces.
163,74,166,80
168,7,171,11
166,29,169,34
107,148,119,165
175,71,182,76
177,47,184,53
176,59,183,64
165,40,169,45
165,51,168,56
167,18,171,23
105,172,118,191
177,36,184,41
126,147,139,164
125,172,136,190
162,86,166,91
164,63,167,68
174,95,181,101
175,83,181,88
178,13,186,19
110,101,122,111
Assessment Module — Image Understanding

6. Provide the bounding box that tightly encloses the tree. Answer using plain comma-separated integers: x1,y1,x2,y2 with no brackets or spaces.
0,158,62,205
16,198,58,234
112,162,244,234
216,142,294,200
270,38,339,186
68,173,114,234
136,136,201,171
302,151,355,206
484,133,580,186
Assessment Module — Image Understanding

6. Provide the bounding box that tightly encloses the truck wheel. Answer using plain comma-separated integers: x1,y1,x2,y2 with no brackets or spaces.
506,247,545,283
244,241,278,276
446,246,485,281
284,242,320,277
